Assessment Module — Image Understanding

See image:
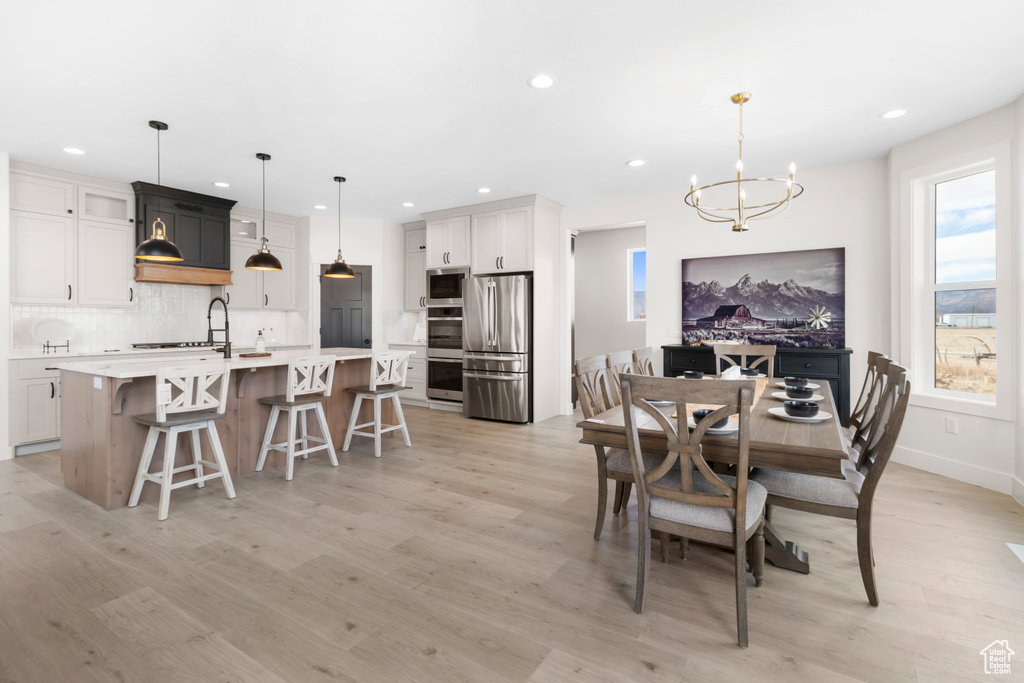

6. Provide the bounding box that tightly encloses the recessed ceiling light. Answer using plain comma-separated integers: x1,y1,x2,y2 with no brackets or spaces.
63,147,85,155
213,181,230,188
881,109,907,119
528,74,556,89
626,159,645,167
477,188,491,194
314,205,327,210
402,202,415,207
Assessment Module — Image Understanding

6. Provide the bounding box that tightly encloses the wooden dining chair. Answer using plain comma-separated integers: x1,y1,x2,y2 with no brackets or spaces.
712,343,776,378
632,347,656,376
620,374,766,647
605,350,635,404
751,362,910,606
846,354,891,455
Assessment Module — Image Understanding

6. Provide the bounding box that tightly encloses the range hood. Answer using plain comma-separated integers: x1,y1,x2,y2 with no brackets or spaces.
132,182,236,286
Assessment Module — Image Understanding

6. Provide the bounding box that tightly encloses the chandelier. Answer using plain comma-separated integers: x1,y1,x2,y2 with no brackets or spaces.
684,93,803,232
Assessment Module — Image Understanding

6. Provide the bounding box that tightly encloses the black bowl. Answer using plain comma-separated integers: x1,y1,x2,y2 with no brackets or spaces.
739,367,761,377
682,370,704,379
783,401,820,418
692,408,729,429
784,376,809,387
785,385,815,400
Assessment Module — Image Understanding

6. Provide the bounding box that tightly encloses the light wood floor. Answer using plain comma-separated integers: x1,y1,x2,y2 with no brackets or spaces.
1,406,1022,682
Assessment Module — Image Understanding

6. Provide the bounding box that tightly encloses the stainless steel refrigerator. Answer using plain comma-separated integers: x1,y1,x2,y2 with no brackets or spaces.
462,274,532,423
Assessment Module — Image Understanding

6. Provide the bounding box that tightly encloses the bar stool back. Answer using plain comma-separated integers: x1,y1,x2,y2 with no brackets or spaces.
255,355,339,481
128,362,235,520
342,351,412,458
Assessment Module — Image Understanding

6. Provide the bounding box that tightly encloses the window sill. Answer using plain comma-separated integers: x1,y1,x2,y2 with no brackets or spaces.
909,391,1010,421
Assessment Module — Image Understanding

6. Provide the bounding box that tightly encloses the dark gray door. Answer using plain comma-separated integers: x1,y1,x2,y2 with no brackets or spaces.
320,264,372,349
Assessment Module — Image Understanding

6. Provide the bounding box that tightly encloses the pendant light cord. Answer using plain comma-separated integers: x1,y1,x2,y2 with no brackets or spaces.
337,179,342,253
156,128,161,186
262,156,266,240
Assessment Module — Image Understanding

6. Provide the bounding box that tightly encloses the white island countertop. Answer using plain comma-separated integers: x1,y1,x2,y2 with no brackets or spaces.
53,347,374,379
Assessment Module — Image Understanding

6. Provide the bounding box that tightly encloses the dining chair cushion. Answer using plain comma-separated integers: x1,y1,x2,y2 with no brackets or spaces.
750,459,864,509
649,472,767,533
606,448,669,474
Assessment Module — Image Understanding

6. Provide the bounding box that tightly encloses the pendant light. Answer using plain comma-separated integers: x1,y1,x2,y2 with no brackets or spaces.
135,121,184,262
323,176,355,278
245,152,283,271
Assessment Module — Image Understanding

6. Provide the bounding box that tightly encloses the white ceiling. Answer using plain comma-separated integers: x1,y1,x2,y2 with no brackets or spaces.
2,1,1023,222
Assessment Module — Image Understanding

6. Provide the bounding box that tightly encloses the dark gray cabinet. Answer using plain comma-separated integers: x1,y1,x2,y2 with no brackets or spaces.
661,345,853,426
132,182,235,270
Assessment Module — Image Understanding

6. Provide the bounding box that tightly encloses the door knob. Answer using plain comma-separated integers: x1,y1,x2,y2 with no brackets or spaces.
364,339,370,345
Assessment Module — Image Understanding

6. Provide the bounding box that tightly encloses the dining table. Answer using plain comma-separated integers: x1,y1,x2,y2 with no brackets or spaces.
576,376,850,573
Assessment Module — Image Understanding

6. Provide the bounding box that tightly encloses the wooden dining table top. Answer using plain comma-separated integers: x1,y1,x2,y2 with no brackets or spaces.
576,378,850,479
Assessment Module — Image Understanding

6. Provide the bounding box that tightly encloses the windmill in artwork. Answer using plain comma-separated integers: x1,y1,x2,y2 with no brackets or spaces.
807,305,832,347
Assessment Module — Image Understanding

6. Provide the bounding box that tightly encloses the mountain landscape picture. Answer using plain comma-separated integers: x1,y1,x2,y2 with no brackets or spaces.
681,247,846,347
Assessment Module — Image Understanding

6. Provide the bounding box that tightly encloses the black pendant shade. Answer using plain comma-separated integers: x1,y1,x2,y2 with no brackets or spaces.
245,152,283,272
323,175,354,279
135,121,184,262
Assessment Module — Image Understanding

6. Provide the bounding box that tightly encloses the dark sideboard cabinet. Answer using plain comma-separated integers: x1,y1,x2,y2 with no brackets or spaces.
661,345,853,426
132,182,236,270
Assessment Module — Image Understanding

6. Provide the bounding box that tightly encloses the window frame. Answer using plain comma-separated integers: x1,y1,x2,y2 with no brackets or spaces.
898,141,1012,420
627,247,646,322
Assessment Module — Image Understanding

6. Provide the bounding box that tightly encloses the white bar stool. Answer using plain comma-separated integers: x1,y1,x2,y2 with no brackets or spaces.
128,363,236,521
255,356,338,481
342,352,412,458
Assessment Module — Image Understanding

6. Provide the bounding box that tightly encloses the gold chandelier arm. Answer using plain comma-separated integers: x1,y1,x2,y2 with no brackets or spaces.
693,204,738,224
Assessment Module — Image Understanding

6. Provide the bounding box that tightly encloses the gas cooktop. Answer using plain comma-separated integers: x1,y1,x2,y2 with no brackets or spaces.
131,341,216,349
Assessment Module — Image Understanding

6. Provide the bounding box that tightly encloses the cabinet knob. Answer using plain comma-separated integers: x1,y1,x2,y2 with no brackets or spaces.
690,358,697,364
67,209,73,214
805,363,812,368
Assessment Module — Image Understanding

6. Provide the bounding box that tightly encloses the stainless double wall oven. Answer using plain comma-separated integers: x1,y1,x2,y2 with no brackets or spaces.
425,268,468,402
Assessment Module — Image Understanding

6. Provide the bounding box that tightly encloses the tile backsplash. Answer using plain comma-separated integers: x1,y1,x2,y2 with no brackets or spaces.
11,282,309,356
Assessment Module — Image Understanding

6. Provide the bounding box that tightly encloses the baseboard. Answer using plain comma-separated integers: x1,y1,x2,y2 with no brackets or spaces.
427,400,462,413
14,439,60,457
892,444,1011,494
1012,475,1024,509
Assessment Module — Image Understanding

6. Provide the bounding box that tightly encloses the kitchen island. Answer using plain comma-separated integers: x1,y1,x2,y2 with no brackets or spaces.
55,348,389,510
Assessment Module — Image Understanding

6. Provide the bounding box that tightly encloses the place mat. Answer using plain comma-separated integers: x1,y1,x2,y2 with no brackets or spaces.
669,376,769,423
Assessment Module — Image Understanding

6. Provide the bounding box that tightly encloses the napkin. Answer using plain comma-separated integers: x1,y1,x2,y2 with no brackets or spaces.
721,366,742,380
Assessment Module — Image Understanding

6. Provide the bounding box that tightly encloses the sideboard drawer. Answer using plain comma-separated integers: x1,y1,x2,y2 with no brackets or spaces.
777,354,841,377
664,349,717,375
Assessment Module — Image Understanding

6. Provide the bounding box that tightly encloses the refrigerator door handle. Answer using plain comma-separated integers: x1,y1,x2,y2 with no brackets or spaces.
464,372,523,381
464,354,521,361
490,280,497,348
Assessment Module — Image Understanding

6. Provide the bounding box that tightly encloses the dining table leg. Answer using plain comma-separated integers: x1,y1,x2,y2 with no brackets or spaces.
762,520,810,573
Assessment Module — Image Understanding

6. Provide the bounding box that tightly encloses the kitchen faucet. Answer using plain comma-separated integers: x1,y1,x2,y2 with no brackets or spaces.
207,296,231,358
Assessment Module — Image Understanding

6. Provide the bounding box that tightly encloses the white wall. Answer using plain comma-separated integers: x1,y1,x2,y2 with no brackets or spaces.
889,104,1019,497
561,159,890,400
1017,94,1024,506
574,226,646,359
0,151,11,459
307,215,403,351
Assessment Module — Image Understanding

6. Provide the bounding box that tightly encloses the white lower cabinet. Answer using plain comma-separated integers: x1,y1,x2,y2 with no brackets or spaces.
12,365,61,446
389,344,427,404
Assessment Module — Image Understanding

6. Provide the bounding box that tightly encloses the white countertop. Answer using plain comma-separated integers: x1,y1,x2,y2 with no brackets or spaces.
53,347,372,379
10,344,310,361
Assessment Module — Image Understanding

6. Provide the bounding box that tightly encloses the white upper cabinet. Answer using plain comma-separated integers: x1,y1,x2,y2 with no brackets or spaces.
405,227,426,253
426,215,470,268
11,210,75,304
10,174,75,216
405,250,426,310
471,205,533,274
262,248,295,310
78,186,134,226
222,239,295,310
77,220,134,306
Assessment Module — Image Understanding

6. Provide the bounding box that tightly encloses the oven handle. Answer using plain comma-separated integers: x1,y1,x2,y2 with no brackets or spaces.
464,372,523,381
427,357,463,364
426,317,463,321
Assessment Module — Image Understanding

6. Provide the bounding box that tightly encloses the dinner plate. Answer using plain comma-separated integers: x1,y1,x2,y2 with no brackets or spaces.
647,399,674,407
771,391,824,403
767,406,833,423
775,380,821,390
686,417,739,435
31,317,78,344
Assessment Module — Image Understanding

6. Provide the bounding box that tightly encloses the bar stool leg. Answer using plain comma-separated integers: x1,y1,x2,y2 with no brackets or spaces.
129,427,160,508
300,410,309,460
285,408,298,481
343,395,363,452
190,428,205,488
158,426,178,521
392,395,411,447
206,420,236,499
373,394,382,458
256,405,281,472
314,402,338,467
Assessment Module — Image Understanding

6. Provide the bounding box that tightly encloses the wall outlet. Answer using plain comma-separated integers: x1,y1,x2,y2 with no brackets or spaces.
945,417,958,434
93,376,102,389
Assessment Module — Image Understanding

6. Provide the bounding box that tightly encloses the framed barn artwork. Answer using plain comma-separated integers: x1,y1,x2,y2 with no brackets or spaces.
680,247,846,347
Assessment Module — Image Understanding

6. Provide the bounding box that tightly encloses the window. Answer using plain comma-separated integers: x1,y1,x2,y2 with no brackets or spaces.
902,142,1011,418
628,248,646,321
